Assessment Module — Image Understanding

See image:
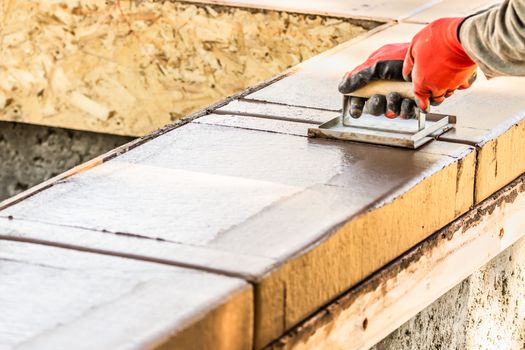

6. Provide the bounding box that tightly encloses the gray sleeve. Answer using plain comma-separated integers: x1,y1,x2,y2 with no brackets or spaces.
459,0,525,78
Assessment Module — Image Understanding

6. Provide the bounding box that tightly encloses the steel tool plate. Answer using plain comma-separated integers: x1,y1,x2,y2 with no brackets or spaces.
308,113,456,149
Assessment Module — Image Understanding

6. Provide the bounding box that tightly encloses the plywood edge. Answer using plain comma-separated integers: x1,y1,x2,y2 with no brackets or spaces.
264,172,525,350
475,121,525,203
253,149,476,348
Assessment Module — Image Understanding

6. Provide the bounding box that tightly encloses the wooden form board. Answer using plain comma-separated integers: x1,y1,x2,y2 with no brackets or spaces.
266,173,525,350
0,118,476,348
0,239,253,350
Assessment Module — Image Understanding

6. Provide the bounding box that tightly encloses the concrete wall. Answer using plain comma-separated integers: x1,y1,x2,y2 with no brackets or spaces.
373,237,525,350
0,121,132,201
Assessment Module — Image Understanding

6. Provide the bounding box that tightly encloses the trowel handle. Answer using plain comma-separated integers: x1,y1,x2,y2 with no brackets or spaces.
345,80,415,99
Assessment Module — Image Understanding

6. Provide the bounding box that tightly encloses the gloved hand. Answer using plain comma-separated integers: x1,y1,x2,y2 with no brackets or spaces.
338,43,418,119
403,17,477,111
339,17,478,118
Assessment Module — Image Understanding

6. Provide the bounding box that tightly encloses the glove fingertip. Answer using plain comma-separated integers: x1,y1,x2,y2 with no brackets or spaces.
415,96,429,112
338,73,364,94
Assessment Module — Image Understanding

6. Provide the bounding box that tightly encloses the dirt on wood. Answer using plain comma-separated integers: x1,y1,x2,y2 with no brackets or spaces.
0,0,370,136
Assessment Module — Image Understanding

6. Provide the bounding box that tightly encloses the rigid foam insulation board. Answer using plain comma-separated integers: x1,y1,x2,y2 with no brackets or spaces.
0,120,476,348
0,239,253,350
0,0,372,136
436,77,525,203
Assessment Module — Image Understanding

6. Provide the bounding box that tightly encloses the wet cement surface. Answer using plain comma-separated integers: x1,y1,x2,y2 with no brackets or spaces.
1,122,470,262
0,239,252,350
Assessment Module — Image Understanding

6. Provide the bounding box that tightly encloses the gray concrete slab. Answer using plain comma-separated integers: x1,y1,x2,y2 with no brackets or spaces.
216,100,340,124
246,23,424,110
195,113,317,137
0,119,475,347
0,217,273,279
404,0,500,23
436,77,525,146
0,239,252,350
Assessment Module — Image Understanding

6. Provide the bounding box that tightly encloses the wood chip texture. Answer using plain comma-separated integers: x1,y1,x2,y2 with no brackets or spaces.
0,0,367,136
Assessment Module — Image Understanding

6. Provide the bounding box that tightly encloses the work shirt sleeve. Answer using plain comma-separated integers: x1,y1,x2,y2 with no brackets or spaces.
459,0,525,78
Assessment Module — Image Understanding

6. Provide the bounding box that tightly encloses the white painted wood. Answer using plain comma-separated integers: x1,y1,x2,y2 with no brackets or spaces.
271,176,525,350
0,240,252,350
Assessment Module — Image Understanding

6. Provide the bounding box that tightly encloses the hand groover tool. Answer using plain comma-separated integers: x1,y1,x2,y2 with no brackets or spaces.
308,81,456,149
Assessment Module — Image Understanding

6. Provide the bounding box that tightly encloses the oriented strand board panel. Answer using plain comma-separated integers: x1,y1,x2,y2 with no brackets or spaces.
404,0,501,23
0,0,369,136
436,77,525,203
0,121,476,348
0,240,253,350
182,0,439,20
246,23,424,110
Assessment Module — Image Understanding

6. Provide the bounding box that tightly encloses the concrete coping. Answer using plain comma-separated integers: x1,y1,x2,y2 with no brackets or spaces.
2,1,525,349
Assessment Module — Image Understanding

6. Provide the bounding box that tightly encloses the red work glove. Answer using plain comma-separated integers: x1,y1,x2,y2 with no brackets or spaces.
403,17,478,111
339,17,478,117
338,43,418,119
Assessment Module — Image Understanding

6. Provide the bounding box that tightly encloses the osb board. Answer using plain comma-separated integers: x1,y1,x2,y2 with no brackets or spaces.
0,0,370,136
0,120,476,348
0,239,253,350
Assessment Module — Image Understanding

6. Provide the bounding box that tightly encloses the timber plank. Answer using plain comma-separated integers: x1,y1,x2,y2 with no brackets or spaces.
0,121,475,348
0,240,253,350
436,77,525,203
